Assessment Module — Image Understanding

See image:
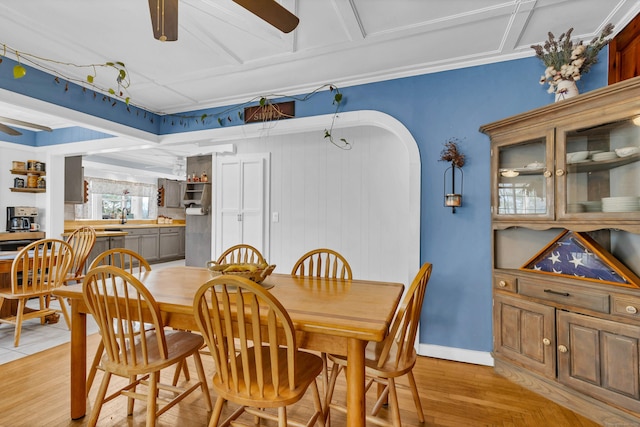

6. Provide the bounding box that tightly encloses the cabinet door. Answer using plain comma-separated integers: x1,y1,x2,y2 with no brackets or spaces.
493,294,556,378
159,229,180,259
64,156,84,203
556,114,640,221
140,233,159,262
491,132,555,221
557,310,640,414
165,180,181,208
88,237,110,270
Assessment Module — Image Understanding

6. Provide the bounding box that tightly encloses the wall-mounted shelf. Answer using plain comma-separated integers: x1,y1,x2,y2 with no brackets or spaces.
11,169,46,176
10,187,46,193
183,182,211,207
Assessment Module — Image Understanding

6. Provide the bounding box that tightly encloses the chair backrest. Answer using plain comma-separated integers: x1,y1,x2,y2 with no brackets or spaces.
216,244,265,265
377,262,432,369
291,248,352,279
65,226,97,279
88,248,152,274
83,265,169,367
193,275,299,397
11,239,74,295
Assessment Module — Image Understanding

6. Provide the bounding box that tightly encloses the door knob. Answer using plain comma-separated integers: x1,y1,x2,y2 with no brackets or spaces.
543,338,550,346
558,345,568,353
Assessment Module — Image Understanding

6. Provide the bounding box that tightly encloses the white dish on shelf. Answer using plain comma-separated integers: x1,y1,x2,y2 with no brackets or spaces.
566,151,589,162
615,146,640,157
525,161,544,169
568,159,592,164
591,152,618,161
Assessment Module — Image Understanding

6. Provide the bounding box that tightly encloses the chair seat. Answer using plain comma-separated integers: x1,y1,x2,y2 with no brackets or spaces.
0,287,55,299
213,346,323,407
102,329,205,376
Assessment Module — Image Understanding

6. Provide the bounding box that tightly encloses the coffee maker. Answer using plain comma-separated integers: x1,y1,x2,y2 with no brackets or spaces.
6,206,37,232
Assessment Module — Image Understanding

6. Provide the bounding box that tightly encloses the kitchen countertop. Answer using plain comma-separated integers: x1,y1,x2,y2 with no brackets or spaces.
0,231,46,242
64,220,185,233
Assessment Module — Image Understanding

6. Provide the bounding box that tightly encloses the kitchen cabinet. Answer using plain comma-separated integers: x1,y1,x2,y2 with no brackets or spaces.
481,77,640,426
65,156,84,203
86,235,125,270
124,228,159,263
159,227,181,259
158,178,183,208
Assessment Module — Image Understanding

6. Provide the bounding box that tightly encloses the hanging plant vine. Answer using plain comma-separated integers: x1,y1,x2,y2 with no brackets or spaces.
0,42,350,149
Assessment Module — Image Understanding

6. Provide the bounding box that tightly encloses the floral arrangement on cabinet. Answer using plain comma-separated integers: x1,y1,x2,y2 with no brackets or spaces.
531,24,614,98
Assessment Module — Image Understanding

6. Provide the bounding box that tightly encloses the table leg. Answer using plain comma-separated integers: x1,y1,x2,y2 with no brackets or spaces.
346,338,366,427
70,299,87,419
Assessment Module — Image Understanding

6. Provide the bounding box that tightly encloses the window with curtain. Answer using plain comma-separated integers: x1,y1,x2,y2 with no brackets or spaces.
74,177,158,220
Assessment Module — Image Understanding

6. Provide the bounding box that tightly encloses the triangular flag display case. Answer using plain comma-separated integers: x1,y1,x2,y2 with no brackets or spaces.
520,230,640,289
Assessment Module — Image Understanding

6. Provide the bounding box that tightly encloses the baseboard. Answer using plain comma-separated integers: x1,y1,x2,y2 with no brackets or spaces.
417,343,494,366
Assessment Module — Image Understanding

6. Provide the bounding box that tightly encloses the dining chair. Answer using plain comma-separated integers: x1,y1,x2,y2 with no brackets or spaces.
83,265,212,427
291,248,353,279
0,238,73,347
88,247,152,273
48,226,97,329
216,243,266,265
85,248,153,394
193,275,326,427
325,262,433,427
291,248,353,396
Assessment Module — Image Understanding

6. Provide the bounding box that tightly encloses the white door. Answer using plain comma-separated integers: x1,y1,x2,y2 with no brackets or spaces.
215,153,269,259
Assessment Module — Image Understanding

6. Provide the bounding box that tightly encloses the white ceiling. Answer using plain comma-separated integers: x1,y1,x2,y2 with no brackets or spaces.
0,0,638,176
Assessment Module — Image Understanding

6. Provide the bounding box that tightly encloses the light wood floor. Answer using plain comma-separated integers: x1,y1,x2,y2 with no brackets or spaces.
0,333,600,427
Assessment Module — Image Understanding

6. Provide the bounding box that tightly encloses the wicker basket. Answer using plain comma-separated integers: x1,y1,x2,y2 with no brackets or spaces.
207,262,276,284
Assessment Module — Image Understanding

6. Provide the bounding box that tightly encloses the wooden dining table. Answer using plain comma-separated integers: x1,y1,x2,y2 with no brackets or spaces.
54,265,404,427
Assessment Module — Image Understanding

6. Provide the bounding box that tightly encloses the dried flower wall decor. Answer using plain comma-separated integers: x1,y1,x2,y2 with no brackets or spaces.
439,139,465,168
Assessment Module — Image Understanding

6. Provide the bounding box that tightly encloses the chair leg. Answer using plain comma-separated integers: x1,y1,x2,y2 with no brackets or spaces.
311,379,326,427
87,340,105,395
278,406,287,427
58,297,72,330
146,371,159,427
192,351,213,411
14,298,26,347
407,371,425,422
387,378,401,427
88,371,112,427
208,397,225,427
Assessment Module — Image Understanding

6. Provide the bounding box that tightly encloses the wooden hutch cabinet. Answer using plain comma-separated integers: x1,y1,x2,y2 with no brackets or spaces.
480,76,640,425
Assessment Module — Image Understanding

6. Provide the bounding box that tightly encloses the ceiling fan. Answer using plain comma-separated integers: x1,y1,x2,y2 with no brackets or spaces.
148,0,299,42
0,116,53,136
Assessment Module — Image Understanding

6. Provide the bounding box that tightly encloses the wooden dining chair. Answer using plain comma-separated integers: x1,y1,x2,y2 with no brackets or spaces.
88,247,152,273
85,248,153,394
291,248,352,279
0,238,73,347
216,243,266,265
83,265,212,427
291,248,353,396
325,262,433,427
193,275,326,427
48,226,97,329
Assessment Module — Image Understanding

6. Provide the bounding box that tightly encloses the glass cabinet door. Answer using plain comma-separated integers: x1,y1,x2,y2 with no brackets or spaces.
558,115,640,219
493,135,554,220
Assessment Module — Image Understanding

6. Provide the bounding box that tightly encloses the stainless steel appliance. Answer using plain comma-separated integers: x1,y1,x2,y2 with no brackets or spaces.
6,206,37,232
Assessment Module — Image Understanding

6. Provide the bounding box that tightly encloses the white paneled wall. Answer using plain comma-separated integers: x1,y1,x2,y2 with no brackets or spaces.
229,125,412,286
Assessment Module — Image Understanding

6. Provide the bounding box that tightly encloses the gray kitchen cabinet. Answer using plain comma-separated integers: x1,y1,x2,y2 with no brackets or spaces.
158,178,183,208
64,156,84,203
124,228,160,262
159,227,181,259
178,227,185,256
86,235,125,271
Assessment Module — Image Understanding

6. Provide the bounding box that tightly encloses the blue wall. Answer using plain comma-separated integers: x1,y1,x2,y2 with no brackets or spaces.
0,52,609,353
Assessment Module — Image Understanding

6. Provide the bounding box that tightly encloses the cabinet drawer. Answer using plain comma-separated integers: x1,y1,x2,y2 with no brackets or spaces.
518,279,609,313
126,228,159,236
494,272,517,292
611,295,640,320
159,227,181,234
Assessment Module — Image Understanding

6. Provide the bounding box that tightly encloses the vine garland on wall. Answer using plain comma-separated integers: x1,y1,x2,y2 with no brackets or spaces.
0,43,350,149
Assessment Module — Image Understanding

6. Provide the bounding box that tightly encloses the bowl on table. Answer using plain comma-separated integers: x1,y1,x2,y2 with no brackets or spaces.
206,261,276,284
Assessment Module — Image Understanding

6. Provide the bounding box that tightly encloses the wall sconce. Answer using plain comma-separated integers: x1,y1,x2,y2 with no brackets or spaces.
439,138,466,214
443,165,463,213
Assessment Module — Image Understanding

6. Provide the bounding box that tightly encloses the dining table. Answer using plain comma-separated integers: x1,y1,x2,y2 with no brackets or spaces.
54,265,404,427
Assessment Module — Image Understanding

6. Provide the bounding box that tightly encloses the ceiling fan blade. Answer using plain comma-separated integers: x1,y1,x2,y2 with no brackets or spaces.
233,0,299,33
0,116,52,132
0,122,22,136
148,0,178,41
